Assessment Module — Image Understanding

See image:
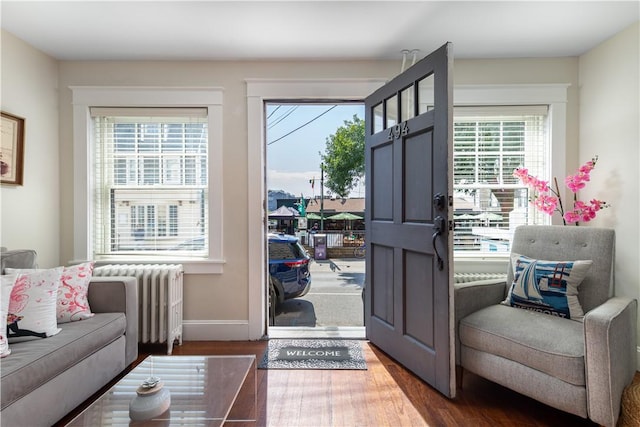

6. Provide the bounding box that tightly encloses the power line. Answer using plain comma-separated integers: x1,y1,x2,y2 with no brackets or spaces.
267,106,298,130
266,105,281,120
267,105,337,146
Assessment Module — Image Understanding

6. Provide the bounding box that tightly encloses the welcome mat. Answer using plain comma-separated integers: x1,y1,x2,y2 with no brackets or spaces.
258,339,367,370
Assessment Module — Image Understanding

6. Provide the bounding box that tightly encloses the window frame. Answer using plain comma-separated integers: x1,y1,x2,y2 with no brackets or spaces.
452,107,549,253
71,86,224,274
451,84,569,265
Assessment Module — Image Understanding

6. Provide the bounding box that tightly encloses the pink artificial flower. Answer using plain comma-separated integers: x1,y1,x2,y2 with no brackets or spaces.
513,168,528,179
581,209,596,222
565,175,587,193
573,200,587,210
579,160,596,174
564,211,581,224
590,199,603,211
534,194,557,215
533,177,550,193
513,155,608,225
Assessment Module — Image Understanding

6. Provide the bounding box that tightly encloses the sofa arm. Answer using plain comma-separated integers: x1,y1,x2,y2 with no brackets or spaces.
454,278,508,365
88,276,138,367
584,296,638,427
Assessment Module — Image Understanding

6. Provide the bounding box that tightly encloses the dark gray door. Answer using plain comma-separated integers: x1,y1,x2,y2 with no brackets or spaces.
364,43,454,397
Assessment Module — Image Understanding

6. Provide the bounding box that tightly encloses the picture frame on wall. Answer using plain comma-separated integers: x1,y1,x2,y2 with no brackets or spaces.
1,111,25,186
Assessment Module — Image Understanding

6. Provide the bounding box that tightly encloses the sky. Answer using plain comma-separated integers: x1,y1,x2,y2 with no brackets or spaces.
266,103,365,199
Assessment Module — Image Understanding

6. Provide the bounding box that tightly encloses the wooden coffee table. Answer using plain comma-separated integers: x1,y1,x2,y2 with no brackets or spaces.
66,355,256,426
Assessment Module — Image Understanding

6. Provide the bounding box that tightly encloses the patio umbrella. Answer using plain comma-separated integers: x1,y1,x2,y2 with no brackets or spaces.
268,205,299,218
327,212,363,231
327,212,363,220
454,213,477,220
306,212,323,220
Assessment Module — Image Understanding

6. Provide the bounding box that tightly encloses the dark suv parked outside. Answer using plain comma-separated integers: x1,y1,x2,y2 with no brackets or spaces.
172,233,311,323
268,233,311,320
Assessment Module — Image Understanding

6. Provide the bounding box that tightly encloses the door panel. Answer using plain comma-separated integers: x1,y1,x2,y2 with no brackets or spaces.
371,143,394,221
403,129,433,222
404,250,434,346
371,244,394,325
365,43,453,397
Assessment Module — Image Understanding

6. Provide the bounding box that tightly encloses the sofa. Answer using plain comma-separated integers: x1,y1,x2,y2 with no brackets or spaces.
0,249,138,427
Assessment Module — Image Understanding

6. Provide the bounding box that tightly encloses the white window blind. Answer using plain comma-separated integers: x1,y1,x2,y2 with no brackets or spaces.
91,107,208,255
453,105,549,253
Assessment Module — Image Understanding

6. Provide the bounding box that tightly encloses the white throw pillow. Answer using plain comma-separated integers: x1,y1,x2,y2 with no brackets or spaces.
0,275,18,357
56,262,95,323
7,267,63,340
7,262,96,324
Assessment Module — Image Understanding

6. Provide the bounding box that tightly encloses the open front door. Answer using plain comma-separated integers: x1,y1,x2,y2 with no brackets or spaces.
364,43,454,397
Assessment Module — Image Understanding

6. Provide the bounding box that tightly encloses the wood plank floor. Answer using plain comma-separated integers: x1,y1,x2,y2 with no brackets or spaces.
57,340,639,426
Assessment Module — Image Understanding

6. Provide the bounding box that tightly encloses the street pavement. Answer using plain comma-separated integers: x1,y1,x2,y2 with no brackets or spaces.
273,258,364,327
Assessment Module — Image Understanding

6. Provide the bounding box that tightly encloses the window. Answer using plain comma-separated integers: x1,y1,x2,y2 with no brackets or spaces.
453,106,550,253
72,87,224,273
92,108,208,255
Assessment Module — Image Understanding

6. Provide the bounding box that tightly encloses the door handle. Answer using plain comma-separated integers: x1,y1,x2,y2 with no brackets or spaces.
432,216,445,270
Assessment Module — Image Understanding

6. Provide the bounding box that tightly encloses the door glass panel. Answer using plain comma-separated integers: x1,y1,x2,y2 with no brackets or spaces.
373,103,384,133
418,74,435,114
385,95,398,129
400,85,415,123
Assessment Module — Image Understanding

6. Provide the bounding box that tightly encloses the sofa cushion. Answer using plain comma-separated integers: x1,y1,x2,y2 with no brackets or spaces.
7,267,63,340
1,312,126,410
502,254,592,321
460,304,585,386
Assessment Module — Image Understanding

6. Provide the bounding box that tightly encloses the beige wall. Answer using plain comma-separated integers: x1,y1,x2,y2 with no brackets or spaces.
55,57,581,339
578,22,640,352
13,27,639,345
0,31,60,267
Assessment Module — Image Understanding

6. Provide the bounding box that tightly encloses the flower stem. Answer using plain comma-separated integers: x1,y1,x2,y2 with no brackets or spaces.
553,177,567,226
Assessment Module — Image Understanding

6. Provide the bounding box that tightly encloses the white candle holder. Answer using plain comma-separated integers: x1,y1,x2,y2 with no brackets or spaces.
129,376,171,421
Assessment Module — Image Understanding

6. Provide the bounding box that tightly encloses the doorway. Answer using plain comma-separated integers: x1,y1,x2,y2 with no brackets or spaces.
265,102,366,338
245,78,387,341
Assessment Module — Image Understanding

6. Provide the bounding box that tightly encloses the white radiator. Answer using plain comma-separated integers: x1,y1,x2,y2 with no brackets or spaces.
93,264,184,354
454,272,507,284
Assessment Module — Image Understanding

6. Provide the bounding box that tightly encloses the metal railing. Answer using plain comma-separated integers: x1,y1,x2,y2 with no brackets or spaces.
307,230,364,248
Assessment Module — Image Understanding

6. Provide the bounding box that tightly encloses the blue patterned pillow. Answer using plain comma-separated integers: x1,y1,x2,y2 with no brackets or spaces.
502,254,592,321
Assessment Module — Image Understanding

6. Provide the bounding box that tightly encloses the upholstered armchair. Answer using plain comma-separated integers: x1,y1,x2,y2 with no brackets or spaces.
455,225,637,427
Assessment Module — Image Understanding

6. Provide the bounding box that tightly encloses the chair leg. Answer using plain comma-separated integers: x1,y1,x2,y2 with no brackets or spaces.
456,365,464,389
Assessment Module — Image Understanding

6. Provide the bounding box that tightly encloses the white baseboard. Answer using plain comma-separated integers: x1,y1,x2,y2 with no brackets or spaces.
182,320,253,341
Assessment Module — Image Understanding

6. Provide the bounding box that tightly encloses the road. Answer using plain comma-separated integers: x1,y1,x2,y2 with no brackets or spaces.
273,258,365,327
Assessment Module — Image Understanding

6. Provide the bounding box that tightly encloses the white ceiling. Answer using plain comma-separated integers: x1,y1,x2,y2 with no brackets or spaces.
1,1,638,61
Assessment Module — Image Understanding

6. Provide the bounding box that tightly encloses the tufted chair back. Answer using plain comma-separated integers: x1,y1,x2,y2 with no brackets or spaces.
508,225,614,313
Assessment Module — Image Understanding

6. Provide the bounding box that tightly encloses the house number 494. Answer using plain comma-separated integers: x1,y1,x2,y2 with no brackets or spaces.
388,122,409,140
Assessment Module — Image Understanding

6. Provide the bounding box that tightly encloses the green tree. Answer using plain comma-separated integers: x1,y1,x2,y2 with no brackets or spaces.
321,115,365,198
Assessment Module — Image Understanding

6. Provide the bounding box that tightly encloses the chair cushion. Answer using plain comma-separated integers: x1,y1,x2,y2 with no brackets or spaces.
502,254,592,321
460,304,586,386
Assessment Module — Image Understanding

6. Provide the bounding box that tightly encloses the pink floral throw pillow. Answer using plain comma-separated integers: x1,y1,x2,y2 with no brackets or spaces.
1,275,18,357
7,267,63,340
56,262,95,323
